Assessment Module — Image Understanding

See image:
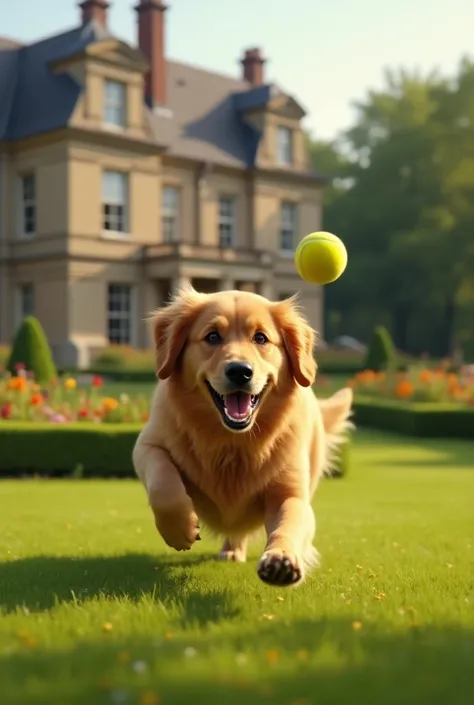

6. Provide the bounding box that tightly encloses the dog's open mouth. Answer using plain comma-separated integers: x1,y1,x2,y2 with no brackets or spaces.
206,382,262,431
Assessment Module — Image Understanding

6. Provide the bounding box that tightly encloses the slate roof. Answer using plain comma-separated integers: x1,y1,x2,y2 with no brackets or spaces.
0,20,319,176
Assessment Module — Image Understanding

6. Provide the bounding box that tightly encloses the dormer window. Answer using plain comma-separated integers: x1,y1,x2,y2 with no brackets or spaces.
277,126,293,166
104,79,126,128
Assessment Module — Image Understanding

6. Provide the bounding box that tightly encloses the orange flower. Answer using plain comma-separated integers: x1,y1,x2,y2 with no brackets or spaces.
29,394,43,406
419,370,432,383
102,397,119,411
395,380,413,398
7,377,28,392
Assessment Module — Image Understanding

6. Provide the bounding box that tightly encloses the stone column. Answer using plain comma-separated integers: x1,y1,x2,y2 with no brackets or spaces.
259,277,274,300
220,275,234,291
171,275,192,295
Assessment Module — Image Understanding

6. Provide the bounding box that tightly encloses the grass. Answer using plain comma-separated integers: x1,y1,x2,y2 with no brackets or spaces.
0,430,473,705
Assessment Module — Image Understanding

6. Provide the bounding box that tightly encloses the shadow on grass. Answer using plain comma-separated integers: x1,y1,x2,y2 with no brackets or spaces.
0,553,241,625
0,616,473,705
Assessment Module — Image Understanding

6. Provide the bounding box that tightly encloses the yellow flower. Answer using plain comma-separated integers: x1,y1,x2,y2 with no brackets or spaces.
64,377,77,390
265,650,279,663
140,692,160,705
352,621,363,631
102,397,119,411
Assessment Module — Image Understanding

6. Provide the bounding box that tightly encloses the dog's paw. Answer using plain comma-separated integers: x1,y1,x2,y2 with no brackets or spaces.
152,504,201,552
217,549,247,563
257,549,303,586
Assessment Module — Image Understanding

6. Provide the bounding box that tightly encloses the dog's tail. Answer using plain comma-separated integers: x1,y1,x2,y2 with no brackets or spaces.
319,387,354,477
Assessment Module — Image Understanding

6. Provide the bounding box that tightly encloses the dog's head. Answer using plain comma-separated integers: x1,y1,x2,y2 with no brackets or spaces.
151,287,317,433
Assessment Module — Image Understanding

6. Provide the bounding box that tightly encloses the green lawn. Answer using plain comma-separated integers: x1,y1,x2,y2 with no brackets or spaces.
0,430,473,705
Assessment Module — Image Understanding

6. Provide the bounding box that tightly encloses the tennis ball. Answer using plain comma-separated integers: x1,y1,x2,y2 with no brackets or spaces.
294,231,347,285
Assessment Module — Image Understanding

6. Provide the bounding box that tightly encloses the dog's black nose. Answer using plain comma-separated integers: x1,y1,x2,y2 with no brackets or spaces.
225,361,253,387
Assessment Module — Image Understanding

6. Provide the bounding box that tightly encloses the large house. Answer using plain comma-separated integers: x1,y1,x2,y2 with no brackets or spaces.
0,0,325,368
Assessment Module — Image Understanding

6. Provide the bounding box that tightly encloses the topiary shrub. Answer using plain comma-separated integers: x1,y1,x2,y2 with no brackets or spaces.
7,316,57,383
364,325,397,372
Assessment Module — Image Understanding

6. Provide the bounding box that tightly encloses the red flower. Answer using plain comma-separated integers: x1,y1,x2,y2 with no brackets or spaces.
92,375,104,388
78,408,89,419
14,362,25,371
0,403,12,419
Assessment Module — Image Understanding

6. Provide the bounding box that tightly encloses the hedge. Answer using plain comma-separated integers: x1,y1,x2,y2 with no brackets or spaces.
0,423,139,477
0,422,350,478
1,398,471,477
352,398,474,438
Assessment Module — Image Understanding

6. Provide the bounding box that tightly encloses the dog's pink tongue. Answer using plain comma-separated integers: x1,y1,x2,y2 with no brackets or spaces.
224,392,252,420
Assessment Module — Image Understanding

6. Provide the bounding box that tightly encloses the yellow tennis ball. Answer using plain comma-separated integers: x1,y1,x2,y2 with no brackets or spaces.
294,231,348,285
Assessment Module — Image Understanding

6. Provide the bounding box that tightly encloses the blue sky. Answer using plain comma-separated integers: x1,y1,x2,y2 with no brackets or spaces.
3,0,474,139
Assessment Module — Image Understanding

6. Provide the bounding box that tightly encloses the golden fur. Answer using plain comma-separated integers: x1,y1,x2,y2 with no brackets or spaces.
133,287,353,587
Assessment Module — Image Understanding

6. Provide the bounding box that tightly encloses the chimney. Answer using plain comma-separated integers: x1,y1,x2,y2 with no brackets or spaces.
241,48,266,87
79,0,109,26
135,0,168,108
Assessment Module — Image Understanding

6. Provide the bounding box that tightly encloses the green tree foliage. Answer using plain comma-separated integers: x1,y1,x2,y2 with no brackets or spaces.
364,325,397,372
7,316,57,383
307,59,474,358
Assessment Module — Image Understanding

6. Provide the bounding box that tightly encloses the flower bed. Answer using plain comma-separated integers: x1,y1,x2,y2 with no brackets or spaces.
349,364,474,405
0,365,150,424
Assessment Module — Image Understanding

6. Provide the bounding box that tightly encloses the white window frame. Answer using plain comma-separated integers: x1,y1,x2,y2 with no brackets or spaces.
218,196,236,249
162,185,180,243
103,79,127,129
19,174,36,239
102,171,129,237
279,201,298,255
107,283,134,345
16,283,34,326
277,126,293,166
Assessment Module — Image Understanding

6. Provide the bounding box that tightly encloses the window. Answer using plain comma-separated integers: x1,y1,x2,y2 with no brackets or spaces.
218,196,236,248
107,284,132,344
277,126,293,166
18,284,34,320
21,174,36,237
104,80,126,128
162,186,180,243
102,171,128,234
280,202,297,253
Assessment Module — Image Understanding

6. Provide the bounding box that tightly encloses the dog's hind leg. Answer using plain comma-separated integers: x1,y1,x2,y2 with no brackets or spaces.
218,536,248,563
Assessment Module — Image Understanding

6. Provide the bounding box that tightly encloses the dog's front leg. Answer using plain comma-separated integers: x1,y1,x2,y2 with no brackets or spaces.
257,490,318,587
133,439,200,551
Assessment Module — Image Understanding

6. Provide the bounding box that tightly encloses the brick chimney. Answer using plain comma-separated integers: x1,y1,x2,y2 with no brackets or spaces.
135,0,168,108
79,0,109,26
241,48,266,86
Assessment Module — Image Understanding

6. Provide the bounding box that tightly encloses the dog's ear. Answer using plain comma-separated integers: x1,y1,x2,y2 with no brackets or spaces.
150,286,204,380
272,296,317,388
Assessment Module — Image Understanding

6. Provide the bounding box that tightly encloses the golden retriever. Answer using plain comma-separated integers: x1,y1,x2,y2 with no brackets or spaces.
133,286,353,587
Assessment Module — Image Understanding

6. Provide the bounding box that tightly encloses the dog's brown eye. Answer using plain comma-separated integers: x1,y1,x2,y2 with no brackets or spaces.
253,331,268,345
205,330,222,345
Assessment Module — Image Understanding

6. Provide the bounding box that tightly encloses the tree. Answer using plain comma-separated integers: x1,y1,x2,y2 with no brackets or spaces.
7,316,57,383
306,60,474,357
364,325,397,372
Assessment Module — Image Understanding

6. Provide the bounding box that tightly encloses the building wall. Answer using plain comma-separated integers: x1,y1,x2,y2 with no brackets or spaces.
2,133,324,363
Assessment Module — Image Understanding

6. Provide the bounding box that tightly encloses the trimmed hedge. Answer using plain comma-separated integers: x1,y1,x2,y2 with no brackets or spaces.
1,398,472,477
352,398,474,438
0,423,139,477
0,422,351,477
